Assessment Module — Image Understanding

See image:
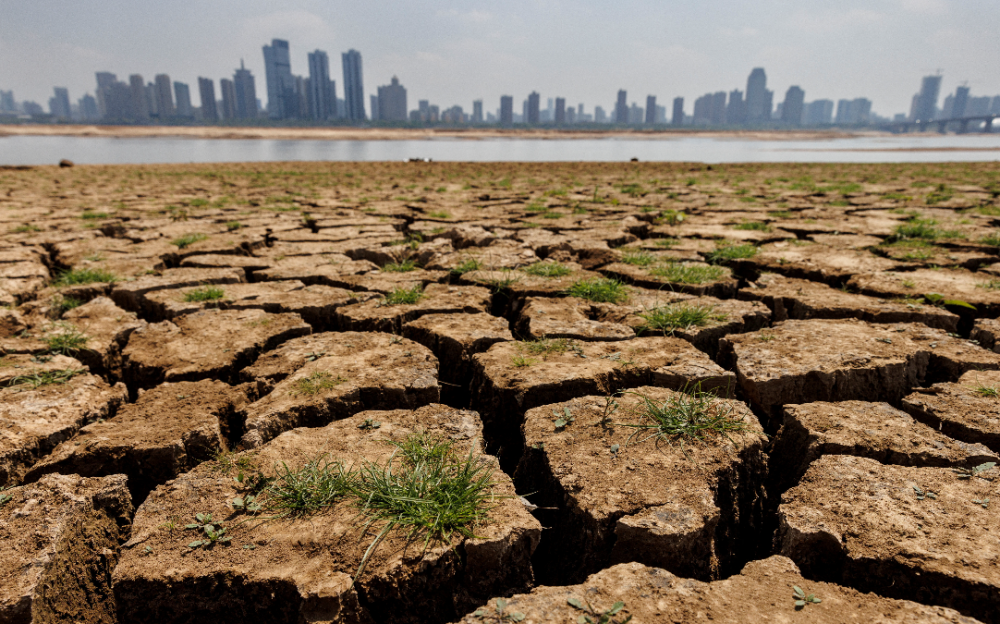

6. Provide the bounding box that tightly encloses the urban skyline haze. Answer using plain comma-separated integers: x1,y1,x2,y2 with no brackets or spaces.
2,0,999,119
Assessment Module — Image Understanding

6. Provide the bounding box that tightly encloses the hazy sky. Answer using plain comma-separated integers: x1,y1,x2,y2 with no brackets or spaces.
2,0,998,117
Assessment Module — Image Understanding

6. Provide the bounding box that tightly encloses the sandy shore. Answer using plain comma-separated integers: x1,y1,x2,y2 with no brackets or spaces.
0,123,869,142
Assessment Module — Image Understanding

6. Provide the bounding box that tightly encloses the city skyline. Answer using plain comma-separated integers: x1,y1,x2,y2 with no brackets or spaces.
2,0,999,117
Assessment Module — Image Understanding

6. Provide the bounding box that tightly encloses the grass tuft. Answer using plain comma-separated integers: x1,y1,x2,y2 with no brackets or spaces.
53,268,117,287
265,455,351,517
10,368,86,389
704,243,758,265
382,259,418,273
732,221,771,231
380,284,424,306
170,233,208,249
45,326,89,355
522,262,573,278
638,304,727,334
290,371,346,396
566,278,629,304
620,250,656,266
183,286,226,302
972,383,1000,398
650,263,726,284
452,258,482,275
621,387,748,449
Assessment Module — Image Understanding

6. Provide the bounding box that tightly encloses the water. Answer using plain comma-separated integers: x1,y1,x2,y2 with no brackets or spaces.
2,133,999,165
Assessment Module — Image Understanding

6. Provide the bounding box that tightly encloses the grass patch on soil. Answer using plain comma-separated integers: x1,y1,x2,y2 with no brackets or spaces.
170,233,208,249
10,368,86,389
380,284,424,306
650,262,726,284
381,259,418,273
637,303,727,334
732,221,771,231
183,286,226,302
566,277,630,303
521,261,573,278
704,243,758,265
889,217,964,243
54,296,82,317
979,231,1000,247
452,258,482,275
290,371,346,396
264,455,352,517
971,383,1000,398
53,268,117,287
45,326,88,355
620,250,656,266
620,387,748,448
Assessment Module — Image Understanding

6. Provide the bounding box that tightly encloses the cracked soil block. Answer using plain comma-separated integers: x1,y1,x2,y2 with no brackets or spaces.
112,405,540,624
515,387,767,584
902,369,1000,454
335,283,491,333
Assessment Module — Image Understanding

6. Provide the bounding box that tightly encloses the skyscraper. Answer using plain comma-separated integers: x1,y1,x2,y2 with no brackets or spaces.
804,100,834,125
472,100,483,124
911,75,942,122
527,92,540,124
94,72,117,118
554,97,566,125
745,68,771,123
174,82,193,117
672,97,684,126
263,39,295,119
198,78,218,121
128,75,149,120
377,76,407,122
711,92,727,125
727,90,745,125
49,87,71,119
500,95,513,126
154,74,175,118
781,86,805,125
0,91,15,113
220,79,237,121
78,94,98,120
233,61,257,120
645,95,657,124
307,50,335,121
615,90,628,124
952,85,970,119
342,49,366,122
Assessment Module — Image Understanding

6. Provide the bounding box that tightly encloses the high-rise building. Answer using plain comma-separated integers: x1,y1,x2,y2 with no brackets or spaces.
370,95,379,121
629,103,644,124
78,94,98,120
220,78,237,120
727,90,745,125
145,82,158,117
835,98,872,125
911,75,942,122
745,68,772,123
377,76,407,122
174,82,193,117
49,87,71,119
645,95,657,124
991,96,1000,115
594,106,607,123
500,95,513,125
952,85,970,119
342,49,366,122
711,92,727,125
672,97,684,126
154,74,175,118
0,90,14,113
263,39,295,119
233,61,257,120
804,100,834,125
527,92,540,124
693,94,712,125
472,100,483,123
554,97,566,125
781,86,805,125
94,73,131,121
94,72,117,118
306,50,335,121
198,78,218,121
128,75,148,120
615,90,628,124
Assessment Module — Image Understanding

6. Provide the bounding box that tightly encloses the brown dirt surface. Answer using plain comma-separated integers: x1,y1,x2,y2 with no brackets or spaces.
0,473,133,624
741,272,959,331
112,405,539,624
902,369,1000,453
0,367,127,487
720,319,1000,425
515,386,767,584
238,331,439,448
777,454,1000,621
770,401,999,491
5,161,1000,622
122,308,312,389
454,557,977,624
26,379,246,499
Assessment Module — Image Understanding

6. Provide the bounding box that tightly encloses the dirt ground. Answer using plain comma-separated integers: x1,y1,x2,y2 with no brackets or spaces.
1,160,1000,623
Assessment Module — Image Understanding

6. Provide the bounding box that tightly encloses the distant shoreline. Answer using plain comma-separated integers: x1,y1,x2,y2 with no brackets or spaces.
0,123,874,142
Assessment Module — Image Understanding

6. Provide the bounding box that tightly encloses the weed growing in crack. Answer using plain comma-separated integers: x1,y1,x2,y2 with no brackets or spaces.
382,259,418,273
45,325,88,355
290,371,346,396
650,263,725,285
522,261,573,278
380,284,424,306
170,233,208,249
566,277,629,303
619,387,748,450
54,296,82,317
637,303,726,334
53,268,117,287
183,286,226,302
348,434,499,582
10,368,85,389
483,269,520,292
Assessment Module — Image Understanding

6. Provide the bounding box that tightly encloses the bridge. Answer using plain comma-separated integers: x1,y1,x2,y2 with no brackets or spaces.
881,114,997,134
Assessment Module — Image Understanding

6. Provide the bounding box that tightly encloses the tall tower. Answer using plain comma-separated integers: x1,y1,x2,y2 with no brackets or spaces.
953,85,970,119
342,49,366,122
615,90,628,124
154,74,175,118
377,76,407,122
307,50,335,120
128,75,149,120
745,68,769,123
554,97,566,125
198,78,218,121
233,60,258,120
472,100,483,123
263,39,294,119
500,96,513,125
781,86,805,125
672,97,684,126
527,92,540,124
174,82,193,117
911,75,942,122
645,95,657,124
